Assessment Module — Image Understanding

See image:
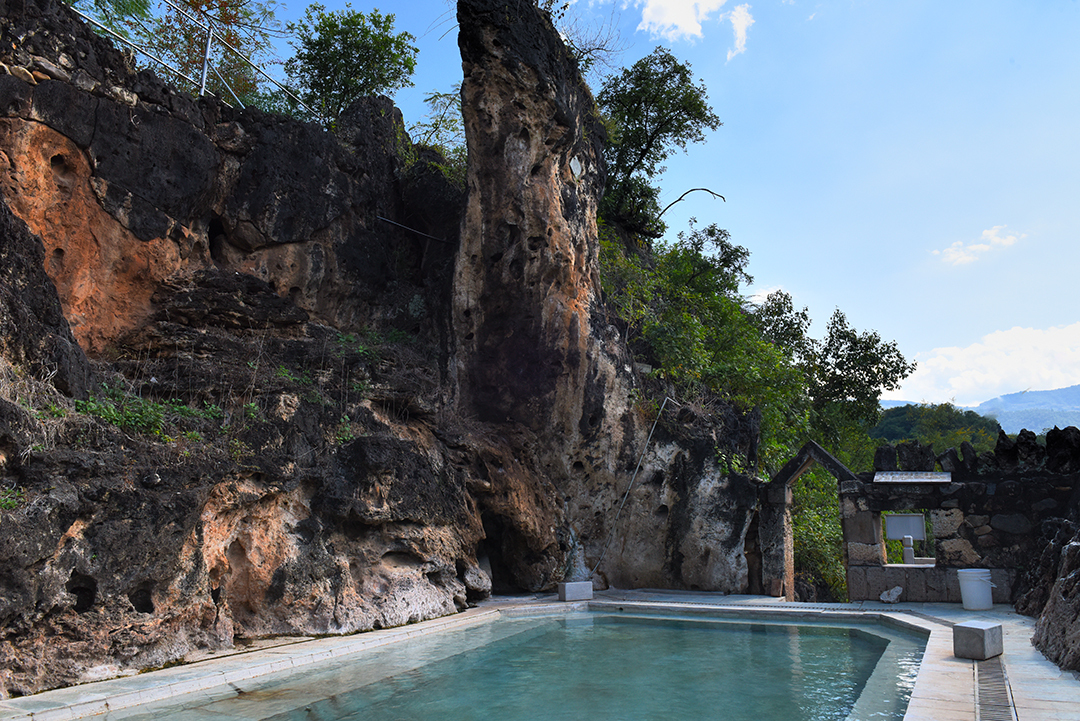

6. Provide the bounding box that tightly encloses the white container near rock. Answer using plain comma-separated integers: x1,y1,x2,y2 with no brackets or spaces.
957,569,994,610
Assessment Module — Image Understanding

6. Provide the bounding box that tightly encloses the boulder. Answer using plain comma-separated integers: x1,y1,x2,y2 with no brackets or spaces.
1015,429,1046,469
1031,528,1080,671
896,441,935,472
1046,426,1080,473
874,444,898,472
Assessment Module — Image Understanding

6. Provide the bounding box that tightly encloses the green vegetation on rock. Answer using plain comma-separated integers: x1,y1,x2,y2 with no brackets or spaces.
594,46,914,599
284,4,417,124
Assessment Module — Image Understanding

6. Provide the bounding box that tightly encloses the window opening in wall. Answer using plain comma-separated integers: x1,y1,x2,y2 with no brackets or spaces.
882,511,935,565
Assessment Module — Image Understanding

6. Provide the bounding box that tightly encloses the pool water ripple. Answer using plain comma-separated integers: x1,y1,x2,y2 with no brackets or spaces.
109,613,922,721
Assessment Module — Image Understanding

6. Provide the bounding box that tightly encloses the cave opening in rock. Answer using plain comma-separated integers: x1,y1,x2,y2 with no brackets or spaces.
128,585,155,614
66,571,97,613
208,217,228,264
49,153,75,190
479,512,521,594
48,247,65,276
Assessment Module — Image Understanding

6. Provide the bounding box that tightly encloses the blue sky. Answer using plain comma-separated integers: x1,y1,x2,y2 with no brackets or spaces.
271,0,1080,407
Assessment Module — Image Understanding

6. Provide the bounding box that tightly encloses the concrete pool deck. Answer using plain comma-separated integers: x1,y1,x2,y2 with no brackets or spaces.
0,591,1076,720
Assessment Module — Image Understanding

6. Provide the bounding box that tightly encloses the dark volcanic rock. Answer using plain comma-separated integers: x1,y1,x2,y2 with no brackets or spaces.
0,192,89,397
874,444,898,472
994,430,1019,471
896,441,935,472
1015,429,1046,469
1046,426,1080,473
1027,521,1080,671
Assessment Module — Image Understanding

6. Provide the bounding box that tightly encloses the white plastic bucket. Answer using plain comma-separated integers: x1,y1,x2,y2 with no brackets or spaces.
957,569,995,610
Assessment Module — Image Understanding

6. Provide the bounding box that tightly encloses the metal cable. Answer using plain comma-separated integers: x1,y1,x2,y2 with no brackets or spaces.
377,216,451,244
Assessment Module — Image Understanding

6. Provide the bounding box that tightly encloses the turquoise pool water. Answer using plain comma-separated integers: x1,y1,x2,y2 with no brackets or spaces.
112,612,924,720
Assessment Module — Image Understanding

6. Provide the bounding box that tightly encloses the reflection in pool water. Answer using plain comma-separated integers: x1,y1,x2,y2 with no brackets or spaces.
114,612,925,721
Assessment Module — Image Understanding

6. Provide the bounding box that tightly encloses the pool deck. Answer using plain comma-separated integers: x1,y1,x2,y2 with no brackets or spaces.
1,591,1076,720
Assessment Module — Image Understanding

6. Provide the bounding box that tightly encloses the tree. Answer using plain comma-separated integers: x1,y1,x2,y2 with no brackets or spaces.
407,85,467,189
597,47,721,237
808,309,915,446
599,219,808,471
135,0,282,102
66,0,152,39
285,3,417,124
871,403,1000,454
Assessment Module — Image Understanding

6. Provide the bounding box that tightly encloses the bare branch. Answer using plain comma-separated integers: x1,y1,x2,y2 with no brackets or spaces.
658,188,725,219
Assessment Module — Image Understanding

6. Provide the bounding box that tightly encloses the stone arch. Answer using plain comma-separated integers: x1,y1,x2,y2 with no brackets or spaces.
758,441,856,601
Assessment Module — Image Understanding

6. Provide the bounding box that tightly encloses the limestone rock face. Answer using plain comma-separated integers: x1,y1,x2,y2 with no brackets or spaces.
452,0,761,594
0,72,445,352
0,0,766,696
1021,521,1080,671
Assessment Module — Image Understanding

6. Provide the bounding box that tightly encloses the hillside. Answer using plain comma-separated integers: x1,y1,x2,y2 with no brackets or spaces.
975,384,1080,434
883,384,1080,434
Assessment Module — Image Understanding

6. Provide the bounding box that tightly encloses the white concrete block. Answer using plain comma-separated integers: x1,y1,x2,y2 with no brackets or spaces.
557,581,593,601
953,620,1003,660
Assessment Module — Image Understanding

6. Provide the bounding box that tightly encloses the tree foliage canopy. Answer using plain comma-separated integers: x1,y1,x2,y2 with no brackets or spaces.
406,85,467,189
597,47,721,237
285,3,417,124
70,0,281,101
67,0,151,38
871,403,1000,454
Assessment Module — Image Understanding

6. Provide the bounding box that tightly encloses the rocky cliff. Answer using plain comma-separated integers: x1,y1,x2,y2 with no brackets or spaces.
0,0,763,697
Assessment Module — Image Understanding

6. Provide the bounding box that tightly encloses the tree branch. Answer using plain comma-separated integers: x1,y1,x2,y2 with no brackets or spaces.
658,188,725,219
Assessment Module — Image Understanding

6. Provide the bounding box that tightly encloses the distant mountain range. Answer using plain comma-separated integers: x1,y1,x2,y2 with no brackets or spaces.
882,384,1080,434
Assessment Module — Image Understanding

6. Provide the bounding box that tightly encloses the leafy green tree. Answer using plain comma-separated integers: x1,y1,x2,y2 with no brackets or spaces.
872,403,1000,455
285,3,417,124
597,48,721,237
599,220,808,471
755,293,914,451
791,467,847,600
66,0,152,38
407,85,467,188
807,309,915,448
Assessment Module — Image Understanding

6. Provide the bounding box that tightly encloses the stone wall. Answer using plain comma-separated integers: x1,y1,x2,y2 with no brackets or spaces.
842,431,1080,603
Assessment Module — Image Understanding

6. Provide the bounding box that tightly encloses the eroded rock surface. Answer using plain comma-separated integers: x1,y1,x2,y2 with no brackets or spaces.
1017,520,1080,671
0,0,766,696
452,0,761,593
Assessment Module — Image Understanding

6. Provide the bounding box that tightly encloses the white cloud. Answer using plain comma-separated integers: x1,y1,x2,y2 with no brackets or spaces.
633,0,730,40
881,323,1080,407
747,284,783,305
932,225,1024,266
726,4,755,60
631,0,754,55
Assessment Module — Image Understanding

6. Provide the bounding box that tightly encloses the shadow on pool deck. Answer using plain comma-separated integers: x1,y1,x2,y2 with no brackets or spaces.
1,591,1076,721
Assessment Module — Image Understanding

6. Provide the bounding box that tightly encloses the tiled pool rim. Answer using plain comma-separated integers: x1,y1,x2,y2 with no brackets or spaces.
0,592,1073,721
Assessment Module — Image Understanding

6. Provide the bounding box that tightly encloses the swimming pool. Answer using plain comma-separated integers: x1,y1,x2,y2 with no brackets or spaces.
106,608,925,720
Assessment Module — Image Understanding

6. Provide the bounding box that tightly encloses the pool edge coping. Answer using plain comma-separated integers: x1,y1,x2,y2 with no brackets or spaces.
0,598,974,721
